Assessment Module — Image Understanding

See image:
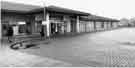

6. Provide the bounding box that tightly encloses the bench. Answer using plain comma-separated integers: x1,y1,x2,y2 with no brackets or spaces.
10,38,40,50
10,34,41,50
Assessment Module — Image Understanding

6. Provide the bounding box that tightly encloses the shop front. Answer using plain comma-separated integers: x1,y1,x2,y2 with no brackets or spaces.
49,15,78,36
1,1,90,40
47,12,83,36
1,11,44,41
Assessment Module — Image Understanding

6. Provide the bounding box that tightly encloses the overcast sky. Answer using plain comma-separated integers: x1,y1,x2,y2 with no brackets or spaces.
2,0,135,19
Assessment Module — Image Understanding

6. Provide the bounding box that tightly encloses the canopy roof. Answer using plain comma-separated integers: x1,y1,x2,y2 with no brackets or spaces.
1,1,119,22
1,1,90,16
1,1,42,13
46,6,90,16
80,15,120,22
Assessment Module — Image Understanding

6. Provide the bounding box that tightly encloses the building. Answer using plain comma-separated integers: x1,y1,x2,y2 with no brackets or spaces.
1,1,119,40
79,15,120,33
1,1,90,40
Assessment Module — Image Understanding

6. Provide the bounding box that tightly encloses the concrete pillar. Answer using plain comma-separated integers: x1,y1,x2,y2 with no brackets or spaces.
89,22,92,31
93,21,96,31
80,22,82,32
85,22,87,32
113,22,115,28
61,24,65,34
42,13,50,37
0,20,1,40
63,16,71,32
76,16,80,33
113,22,116,28
87,22,90,32
106,22,109,29
102,22,104,30
86,22,88,32
106,22,108,29
108,22,111,29
107,22,109,29
103,22,106,30
90,21,94,31
0,11,1,40
115,22,119,28
111,22,113,28
104,22,107,30
67,22,71,32
98,22,102,30
108,22,110,29
31,21,36,33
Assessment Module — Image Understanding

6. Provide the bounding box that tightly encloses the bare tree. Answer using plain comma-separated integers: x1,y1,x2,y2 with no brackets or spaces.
129,18,135,26
120,18,130,27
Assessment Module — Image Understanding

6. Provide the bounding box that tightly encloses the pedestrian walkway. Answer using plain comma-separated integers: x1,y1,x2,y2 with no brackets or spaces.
1,28,135,67
17,28,135,67
0,47,72,67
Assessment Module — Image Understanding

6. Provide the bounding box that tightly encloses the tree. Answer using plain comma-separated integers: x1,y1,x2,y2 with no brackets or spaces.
120,18,130,27
129,18,135,26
